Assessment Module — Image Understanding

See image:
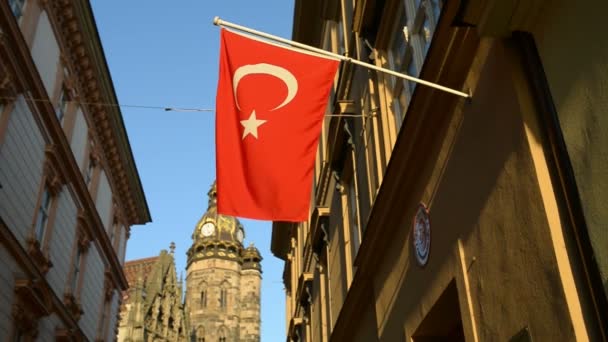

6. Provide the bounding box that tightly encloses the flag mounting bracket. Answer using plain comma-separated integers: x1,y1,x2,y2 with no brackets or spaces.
213,16,471,99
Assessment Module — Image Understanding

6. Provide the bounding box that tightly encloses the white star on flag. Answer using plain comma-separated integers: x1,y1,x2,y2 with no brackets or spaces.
240,110,267,140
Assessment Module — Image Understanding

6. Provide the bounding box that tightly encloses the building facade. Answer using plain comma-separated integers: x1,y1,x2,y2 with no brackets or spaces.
0,0,151,341
117,246,189,341
272,0,608,341
117,183,263,342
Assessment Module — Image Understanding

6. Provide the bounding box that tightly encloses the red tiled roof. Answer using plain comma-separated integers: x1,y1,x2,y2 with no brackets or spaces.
123,256,159,288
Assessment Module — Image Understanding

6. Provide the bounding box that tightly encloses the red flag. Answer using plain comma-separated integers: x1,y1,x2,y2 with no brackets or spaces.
215,29,339,222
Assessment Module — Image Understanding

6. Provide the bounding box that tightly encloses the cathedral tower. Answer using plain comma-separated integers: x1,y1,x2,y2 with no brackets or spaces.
185,182,262,342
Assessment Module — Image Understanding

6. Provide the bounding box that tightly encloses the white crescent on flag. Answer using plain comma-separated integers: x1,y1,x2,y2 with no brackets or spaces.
232,63,298,111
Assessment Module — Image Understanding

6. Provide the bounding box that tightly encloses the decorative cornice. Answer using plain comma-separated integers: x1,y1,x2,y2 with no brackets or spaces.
0,44,20,96
63,292,83,321
44,145,66,196
103,269,114,301
25,236,53,275
186,241,245,267
45,0,150,226
12,278,53,338
310,206,330,256
76,211,92,252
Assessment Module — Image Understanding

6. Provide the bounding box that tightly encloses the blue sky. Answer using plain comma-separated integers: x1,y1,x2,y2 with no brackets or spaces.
90,1,294,340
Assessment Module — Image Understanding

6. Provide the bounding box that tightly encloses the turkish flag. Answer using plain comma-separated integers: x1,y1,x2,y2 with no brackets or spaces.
215,29,339,222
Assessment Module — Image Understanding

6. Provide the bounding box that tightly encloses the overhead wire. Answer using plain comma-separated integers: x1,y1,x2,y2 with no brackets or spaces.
0,95,214,112
0,95,372,117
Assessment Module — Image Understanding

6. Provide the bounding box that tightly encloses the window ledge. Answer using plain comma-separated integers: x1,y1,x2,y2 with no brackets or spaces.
25,236,52,274
63,292,83,321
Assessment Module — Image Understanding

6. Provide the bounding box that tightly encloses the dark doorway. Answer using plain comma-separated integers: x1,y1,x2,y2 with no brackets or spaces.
412,280,466,342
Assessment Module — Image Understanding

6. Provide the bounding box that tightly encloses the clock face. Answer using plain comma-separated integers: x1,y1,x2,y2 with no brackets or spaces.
201,222,215,237
413,204,431,266
236,229,244,243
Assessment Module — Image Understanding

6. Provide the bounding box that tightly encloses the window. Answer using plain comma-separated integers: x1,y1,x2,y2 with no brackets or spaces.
347,178,361,261
219,288,227,309
84,153,95,186
196,326,205,342
385,0,443,130
34,188,52,242
71,247,82,291
9,0,25,20
218,326,228,342
387,11,413,127
430,0,444,23
109,222,117,247
56,87,68,123
99,302,108,336
97,298,112,341
415,14,433,57
200,290,207,308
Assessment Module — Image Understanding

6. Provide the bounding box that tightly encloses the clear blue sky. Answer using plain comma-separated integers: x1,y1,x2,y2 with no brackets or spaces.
90,2,294,340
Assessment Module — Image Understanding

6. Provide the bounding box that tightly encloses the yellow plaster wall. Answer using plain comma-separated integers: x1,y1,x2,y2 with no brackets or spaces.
532,0,608,298
372,40,578,342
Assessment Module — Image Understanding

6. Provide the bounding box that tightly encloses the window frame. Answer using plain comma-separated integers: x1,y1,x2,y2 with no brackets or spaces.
28,149,64,274
219,287,227,309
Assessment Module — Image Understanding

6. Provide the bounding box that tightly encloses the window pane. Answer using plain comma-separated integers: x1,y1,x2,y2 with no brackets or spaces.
389,14,408,75
420,15,432,56
85,161,94,186
35,189,51,242
72,249,81,291
431,0,443,23
407,59,417,93
348,179,360,259
56,88,68,123
9,0,25,19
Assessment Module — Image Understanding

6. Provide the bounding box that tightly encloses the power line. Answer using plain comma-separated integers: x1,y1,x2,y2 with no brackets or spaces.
0,95,374,117
0,95,214,113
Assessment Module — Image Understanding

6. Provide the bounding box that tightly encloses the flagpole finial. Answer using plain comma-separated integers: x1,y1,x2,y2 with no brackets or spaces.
213,16,221,26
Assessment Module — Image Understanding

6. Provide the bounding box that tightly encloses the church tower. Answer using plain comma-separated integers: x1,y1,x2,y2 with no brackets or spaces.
185,182,262,342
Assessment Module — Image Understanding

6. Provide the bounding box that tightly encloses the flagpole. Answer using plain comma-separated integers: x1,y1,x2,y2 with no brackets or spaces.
213,17,471,99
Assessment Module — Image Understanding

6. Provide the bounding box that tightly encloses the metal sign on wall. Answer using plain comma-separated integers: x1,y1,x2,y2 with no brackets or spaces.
413,203,431,267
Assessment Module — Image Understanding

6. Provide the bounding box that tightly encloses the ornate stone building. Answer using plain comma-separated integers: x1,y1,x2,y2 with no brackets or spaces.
118,183,263,341
0,0,151,341
117,245,189,341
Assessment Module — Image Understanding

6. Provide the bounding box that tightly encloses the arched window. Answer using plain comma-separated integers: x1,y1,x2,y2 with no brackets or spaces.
219,288,227,309
199,281,208,308
196,326,205,342
219,281,229,310
200,290,206,308
218,326,228,342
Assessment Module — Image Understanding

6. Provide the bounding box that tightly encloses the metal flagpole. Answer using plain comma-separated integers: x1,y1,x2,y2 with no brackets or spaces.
213,17,471,99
